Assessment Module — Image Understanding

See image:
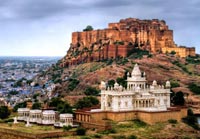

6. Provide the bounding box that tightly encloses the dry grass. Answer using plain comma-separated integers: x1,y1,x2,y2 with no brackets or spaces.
0,122,62,134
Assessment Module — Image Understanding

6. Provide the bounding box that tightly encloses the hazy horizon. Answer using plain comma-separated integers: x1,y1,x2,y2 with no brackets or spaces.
0,0,199,56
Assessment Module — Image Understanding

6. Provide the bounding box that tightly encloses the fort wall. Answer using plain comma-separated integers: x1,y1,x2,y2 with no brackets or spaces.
61,18,195,67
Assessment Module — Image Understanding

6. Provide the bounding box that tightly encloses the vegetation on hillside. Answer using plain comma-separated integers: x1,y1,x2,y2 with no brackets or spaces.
183,109,199,130
188,83,200,95
75,96,99,109
48,97,73,113
0,106,10,119
170,91,185,106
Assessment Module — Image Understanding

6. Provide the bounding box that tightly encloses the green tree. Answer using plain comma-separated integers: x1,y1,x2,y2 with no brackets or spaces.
108,79,115,88
0,106,11,119
170,50,176,55
183,109,199,130
83,25,93,31
188,83,200,95
32,102,41,109
49,97,64,107
116,77,127,88
76,127,86,135
171,91,185,106
57,102,73,113
13,102,27,112
75,96,99,109
49,97,72,113
84,86,100,96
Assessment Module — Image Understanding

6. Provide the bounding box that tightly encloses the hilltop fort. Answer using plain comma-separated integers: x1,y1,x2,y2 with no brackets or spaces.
61,18,195,67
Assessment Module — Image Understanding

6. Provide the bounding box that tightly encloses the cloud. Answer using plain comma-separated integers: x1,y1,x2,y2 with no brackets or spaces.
0,0,199,55
0,0,84,21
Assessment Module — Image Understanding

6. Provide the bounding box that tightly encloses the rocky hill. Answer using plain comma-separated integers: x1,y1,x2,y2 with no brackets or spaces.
60,18,195,67
38,53,200,95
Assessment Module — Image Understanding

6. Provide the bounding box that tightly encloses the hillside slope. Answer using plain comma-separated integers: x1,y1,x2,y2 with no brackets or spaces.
36,53,200,96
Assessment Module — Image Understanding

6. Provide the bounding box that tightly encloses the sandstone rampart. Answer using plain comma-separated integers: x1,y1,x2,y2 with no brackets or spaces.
61,18,195,67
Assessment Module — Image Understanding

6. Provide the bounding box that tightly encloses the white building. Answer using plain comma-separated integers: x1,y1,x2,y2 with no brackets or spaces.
17,108,30,121
17,108,75,126
29,110,42,123
54,114,73,127
100,64,171,112
42,110,56,125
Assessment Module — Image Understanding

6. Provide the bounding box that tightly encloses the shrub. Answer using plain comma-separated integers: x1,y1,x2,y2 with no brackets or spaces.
188,83,200,95
106,59,113,65
4,118,14,123
80,137,91,139
63,125,72,131
182,109,199,130
76,127,86,136
99,128,117,135
170,80,180,88
170,50,176,55
84,86,100,96
186,56,200,64
93,134,102,138
68,78,80,91
168,119,177,124
133,119,147,128
112,135,126,139
128,48,150,59
75,96,99,109
127,135,137,139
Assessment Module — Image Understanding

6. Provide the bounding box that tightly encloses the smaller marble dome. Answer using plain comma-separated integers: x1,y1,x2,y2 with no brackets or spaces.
114,82,119,90
152,80,157,86
143,72,146,77
119,85,123,91
131,63,141,77
165,81,171,88
100,81,106,90
127,72,130,77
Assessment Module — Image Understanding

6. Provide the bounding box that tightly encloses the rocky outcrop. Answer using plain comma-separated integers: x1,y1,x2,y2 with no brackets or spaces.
61,18,195,67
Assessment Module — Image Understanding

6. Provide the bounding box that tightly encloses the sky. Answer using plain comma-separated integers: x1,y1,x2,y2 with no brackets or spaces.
0,0,199,56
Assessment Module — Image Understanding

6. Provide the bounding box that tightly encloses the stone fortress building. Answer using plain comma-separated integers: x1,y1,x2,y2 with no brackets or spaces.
62,18,195,67
100,64,171,112
75,64,187,130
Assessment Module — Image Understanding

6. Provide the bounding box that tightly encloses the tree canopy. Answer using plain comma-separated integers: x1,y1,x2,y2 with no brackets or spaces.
32,102,41,110
84,86,100,96
13,101,27,112
49,97,72,113
0,106,11,119
83,25,93,31
171,91,185,106
75,96,99,109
